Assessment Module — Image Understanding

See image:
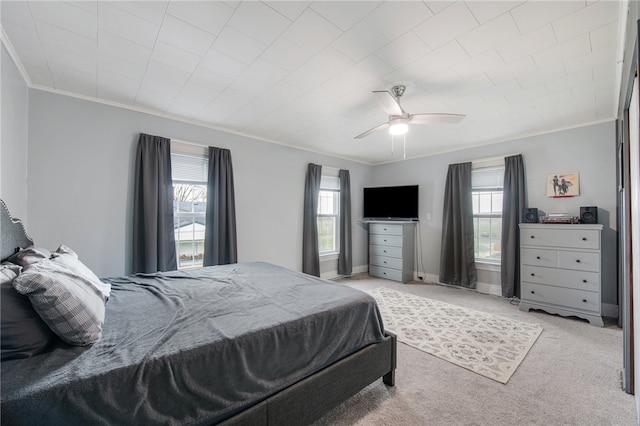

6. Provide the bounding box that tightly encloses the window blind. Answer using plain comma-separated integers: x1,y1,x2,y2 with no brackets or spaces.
471,167,504,190
320,175,340,190
171,153,208,183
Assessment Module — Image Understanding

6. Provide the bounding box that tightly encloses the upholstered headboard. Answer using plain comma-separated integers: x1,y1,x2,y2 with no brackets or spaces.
1,199,33,262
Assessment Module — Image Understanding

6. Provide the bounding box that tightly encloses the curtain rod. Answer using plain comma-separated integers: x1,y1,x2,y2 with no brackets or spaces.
172,138,208,148
322,165,341,172
470,153,520,164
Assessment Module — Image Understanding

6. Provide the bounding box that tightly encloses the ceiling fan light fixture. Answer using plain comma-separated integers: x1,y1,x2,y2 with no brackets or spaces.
389,118,408,135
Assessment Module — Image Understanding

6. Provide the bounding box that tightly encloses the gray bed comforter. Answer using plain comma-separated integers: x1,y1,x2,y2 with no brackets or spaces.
1,262,385,425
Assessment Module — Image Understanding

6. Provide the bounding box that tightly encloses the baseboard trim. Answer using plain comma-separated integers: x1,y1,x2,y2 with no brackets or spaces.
323,264,368,280
418,273,500,296
602,303,619,319
476,281,502,297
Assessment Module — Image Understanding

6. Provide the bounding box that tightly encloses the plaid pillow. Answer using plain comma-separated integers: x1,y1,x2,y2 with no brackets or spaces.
50,245,111,302
12,261,106,346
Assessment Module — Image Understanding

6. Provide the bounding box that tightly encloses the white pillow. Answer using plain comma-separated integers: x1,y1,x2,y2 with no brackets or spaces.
0,262,22,285
50,245,111,302
6,246,51,267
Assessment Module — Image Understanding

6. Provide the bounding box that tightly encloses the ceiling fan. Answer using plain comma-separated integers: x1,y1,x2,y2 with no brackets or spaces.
354,85,466,139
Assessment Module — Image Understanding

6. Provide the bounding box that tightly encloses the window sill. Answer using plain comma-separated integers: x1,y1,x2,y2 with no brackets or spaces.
475,261,501,272
320,252,339,261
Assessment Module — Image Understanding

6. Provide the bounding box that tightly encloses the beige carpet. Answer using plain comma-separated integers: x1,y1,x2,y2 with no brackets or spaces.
366,287,543,384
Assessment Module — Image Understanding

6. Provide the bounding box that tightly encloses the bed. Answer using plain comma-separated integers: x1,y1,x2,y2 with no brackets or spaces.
0,200,396,425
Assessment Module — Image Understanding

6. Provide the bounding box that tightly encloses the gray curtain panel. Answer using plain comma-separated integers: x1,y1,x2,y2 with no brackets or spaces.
439,162,476,289
132,133,177,273
338,169,352,276
302,163,322,276
204,147,238,266
501,154,525,298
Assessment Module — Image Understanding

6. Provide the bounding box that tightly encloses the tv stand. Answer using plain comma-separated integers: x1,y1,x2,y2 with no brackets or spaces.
367,221,416,283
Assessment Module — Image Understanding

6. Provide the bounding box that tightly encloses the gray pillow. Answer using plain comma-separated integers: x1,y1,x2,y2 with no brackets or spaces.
12,260,107,346
1,263,55,360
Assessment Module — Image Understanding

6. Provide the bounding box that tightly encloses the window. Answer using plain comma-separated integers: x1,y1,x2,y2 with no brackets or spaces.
318,171,340,255
172,151,208,269
472,164,504,264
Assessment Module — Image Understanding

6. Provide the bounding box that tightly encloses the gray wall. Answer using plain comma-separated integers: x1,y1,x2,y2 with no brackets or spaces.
26,90,372,278
371,121,618,307
1,45,29,221
3,42,619,311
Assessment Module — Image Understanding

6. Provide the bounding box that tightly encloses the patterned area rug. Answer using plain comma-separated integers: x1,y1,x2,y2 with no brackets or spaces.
366,287,543,384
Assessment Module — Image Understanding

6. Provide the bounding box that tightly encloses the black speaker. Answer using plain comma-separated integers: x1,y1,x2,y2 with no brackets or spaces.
523,208,538,223
580,206,598,224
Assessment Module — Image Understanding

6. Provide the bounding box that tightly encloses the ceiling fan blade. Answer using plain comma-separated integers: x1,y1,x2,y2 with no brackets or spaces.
373,90,403,116
354,122,390,139
409,113,466,124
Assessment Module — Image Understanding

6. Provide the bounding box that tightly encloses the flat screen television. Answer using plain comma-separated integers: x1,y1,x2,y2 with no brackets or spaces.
363,185,419,220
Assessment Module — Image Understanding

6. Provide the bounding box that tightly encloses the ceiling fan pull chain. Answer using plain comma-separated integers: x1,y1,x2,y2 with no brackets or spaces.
402,134,406,160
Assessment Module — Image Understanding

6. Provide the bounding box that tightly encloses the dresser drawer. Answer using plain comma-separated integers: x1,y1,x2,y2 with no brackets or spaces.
522,283,600,313
370,223,403,236
370,245,403,258
557,251,600,272
521,248,556,267
369,265,404,281
521,265,600,292
520,228,600,250
370,234,403,247
370,255,403,270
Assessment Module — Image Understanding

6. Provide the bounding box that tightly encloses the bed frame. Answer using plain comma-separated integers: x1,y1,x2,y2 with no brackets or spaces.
222,335,395,425
0,199,396,425
1,200,34,260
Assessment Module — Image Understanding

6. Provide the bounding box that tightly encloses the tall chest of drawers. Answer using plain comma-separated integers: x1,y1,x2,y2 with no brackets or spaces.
519,223,603,327
368,222,416,283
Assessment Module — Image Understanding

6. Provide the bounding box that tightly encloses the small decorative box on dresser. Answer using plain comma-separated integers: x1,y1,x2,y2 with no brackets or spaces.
368,221,416,283
519,223,604,327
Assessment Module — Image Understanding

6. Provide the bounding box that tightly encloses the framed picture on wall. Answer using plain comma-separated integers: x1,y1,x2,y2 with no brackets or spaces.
547,172,579,197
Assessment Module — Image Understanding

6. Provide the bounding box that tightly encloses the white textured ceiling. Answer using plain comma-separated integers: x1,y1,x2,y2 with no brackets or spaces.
1,1,626,164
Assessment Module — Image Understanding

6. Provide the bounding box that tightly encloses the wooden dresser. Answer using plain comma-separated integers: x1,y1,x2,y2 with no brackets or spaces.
519,223,603,327
368,222,416,283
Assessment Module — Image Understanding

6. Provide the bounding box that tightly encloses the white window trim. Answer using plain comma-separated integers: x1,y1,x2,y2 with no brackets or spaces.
476,260,501,271
318,188,340,256
318,166,340,257
171,144,209,270
472,157,505,265
320,252,339,260
172,140,208,157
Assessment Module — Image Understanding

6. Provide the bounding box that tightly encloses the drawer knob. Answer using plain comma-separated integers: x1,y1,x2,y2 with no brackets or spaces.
530,235,535,239
576,259,581,263
531,273,535,276
384,228,387,231
583,279,587,283
531,290,535,294
582,237,587,241
536,256,541,260
383,261,387,264
383,250,387,253
582,299,587,303
384,239,387,242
